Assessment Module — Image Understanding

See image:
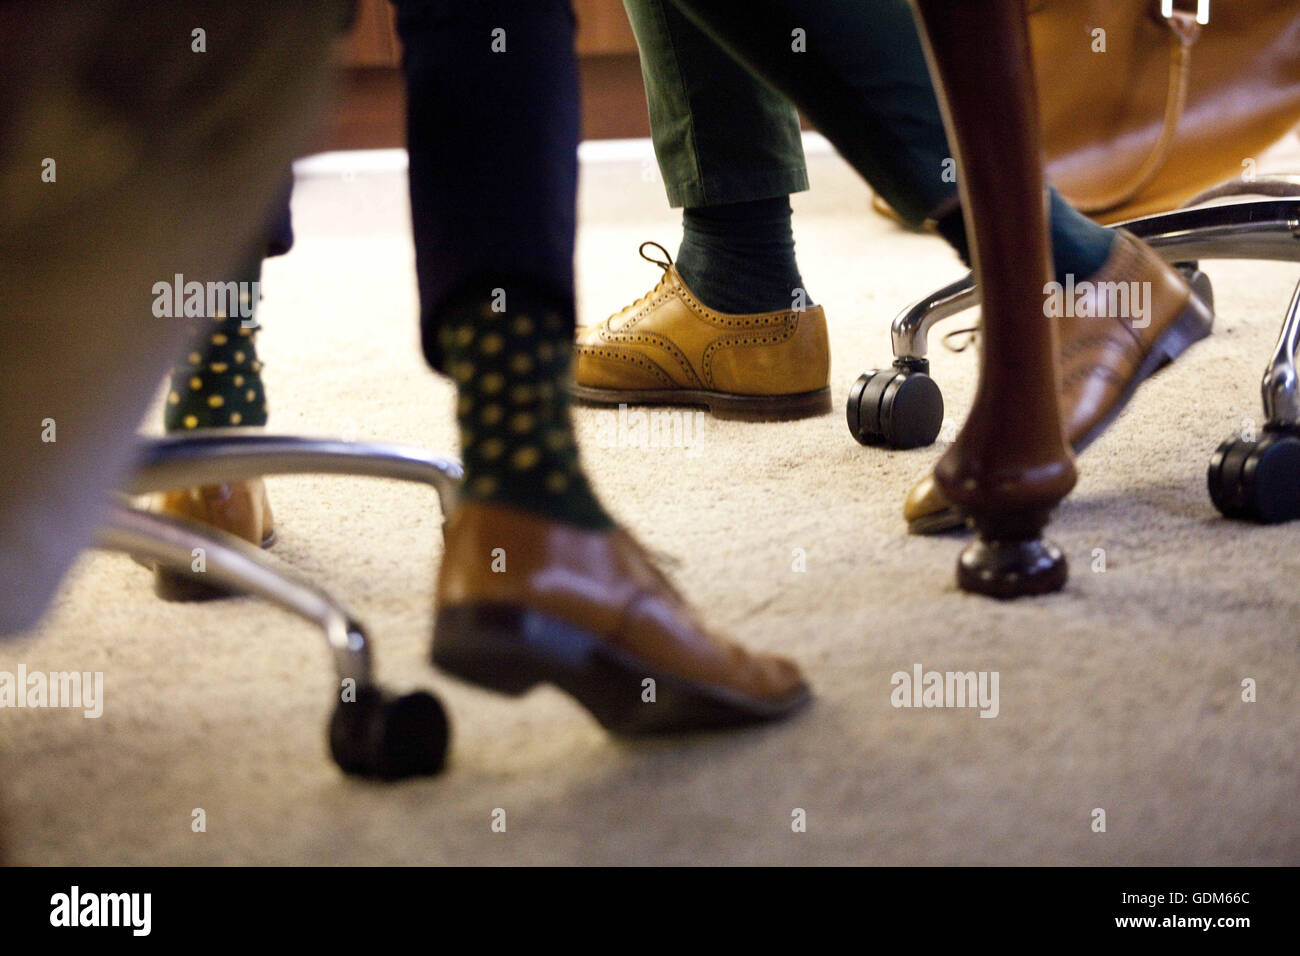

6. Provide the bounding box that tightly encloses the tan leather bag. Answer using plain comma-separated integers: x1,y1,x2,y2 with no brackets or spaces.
876,0,1300,225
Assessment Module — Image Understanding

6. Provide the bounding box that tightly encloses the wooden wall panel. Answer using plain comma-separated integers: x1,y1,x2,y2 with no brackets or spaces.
339,0,638,65
340,0,399,67
572,0,639,55
325,0,650,149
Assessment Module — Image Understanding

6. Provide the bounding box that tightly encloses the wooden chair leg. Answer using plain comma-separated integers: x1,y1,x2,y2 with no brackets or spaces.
910,0,1076,597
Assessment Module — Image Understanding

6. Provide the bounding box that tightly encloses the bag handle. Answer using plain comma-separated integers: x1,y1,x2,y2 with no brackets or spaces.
1074,3,1204,214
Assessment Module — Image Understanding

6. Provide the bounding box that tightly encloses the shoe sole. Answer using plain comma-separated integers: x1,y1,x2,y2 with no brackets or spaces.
152,527,277,602
432,603,810,735
570,383,831,422
907,292,1214,535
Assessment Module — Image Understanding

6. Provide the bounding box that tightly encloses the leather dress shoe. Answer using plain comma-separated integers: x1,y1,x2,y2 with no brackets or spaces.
905,230,1214,534
147,478,275,600
432,501,810,733
574,243,831,421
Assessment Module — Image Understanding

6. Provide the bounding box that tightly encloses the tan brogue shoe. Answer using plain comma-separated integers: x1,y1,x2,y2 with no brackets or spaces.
574,242,831,420
149,478,276,600
432,502,811,733
905,230,1213,534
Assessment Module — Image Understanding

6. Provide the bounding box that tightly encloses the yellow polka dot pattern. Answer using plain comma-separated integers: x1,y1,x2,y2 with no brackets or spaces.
442,286,610,529
164,281,268,433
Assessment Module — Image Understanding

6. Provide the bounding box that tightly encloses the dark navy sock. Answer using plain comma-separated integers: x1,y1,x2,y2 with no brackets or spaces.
675,196,811,313
934,187,1116,284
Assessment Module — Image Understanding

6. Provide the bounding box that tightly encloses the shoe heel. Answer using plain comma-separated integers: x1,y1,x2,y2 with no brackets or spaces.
434,603,666,730
154,568,235,602
1152,292,1214,366
432,605,549,696
432,601,810,734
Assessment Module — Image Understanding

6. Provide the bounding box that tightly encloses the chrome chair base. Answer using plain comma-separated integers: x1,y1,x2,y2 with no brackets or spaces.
98,433,464,778
888,183,1300,370
847,181,1300,527
1207,277,1300,523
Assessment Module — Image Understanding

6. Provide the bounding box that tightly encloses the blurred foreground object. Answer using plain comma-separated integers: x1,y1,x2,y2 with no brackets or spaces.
0,1,349,633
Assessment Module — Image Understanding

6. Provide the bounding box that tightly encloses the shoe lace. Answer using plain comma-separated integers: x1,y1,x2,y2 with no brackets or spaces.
640,240,673,271
942,324,980,353
611,241,675,316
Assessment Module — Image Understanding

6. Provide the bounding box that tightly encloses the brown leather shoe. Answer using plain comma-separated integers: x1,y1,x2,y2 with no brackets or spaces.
149,478,275,600
573,242,831,421
432,501,810,733
905,230,1213,534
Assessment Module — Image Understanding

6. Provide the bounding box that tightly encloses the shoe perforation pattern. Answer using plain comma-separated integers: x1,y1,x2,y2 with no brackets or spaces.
700,318,801,389
589,326,700,386
576,345,676,386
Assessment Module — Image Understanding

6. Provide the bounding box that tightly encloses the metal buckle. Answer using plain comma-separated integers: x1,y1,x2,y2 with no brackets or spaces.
1161,0,1209,26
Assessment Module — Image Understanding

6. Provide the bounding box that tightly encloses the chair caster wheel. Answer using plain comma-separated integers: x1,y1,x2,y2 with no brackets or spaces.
1207,429,1300,524
329,686,450,780
846,362,944,449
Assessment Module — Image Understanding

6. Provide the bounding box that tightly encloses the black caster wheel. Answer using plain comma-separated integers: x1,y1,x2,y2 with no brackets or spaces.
329,686,450,780
846,360,944,449
1174,261,1214,316
1207,429,1300,524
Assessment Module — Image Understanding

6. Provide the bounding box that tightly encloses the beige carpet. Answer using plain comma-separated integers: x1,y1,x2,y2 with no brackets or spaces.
3,137,1298,865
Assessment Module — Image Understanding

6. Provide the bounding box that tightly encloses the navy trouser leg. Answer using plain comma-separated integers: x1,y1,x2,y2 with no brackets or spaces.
392,0,580,373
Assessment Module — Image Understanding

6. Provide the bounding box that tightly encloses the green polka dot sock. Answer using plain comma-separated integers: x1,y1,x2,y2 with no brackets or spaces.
439,281,613,531
164,260,268,432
